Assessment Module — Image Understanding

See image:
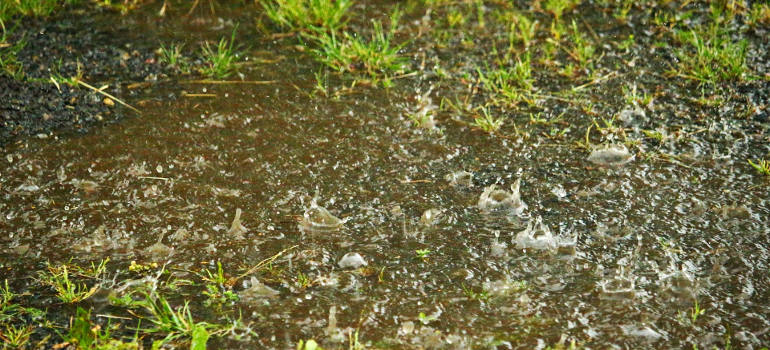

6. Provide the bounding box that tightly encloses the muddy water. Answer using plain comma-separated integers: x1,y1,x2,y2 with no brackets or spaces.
2,4,770,350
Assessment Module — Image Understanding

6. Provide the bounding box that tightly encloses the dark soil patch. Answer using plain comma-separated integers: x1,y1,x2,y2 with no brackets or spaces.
1,5,170,146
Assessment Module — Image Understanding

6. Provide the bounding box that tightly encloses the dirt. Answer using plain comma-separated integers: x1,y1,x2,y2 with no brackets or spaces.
1,4,169,146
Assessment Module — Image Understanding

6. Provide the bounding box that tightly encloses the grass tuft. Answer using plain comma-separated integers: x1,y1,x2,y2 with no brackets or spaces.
674,24,748,85
305,17,408,85
200,26,241,79
262,0,352,32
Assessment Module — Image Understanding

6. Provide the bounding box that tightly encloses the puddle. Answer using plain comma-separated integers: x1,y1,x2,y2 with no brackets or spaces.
1,0,769,349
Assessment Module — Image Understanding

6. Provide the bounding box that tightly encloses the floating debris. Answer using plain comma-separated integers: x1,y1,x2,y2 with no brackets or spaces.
445,170,473,187
227,208,248,239
338,252,367,269
587,144,634,166
477,178,526,215
239,276,279,301
300,197,345,232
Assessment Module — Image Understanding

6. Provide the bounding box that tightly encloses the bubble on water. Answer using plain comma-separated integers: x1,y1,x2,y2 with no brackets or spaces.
618,107,647,128
445,171,473,187
239,276,279,301
621,325,664,341
598,266,636,299
300,197,345,232
551,184,567,199
72,179,99,194
338,252,367,269
16,183,40,193
144,232,173,260
514,216,557,251
227,208,248,239
483,278,528,297
587,144,634,166
478,178,526,215
420,208,444,226
399,320,415,336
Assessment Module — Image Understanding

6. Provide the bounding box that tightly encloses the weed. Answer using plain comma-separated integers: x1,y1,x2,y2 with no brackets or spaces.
415,249,431,259
64,307,139,349
158,42,188,71
313,68,328,96
617,34,634,51
567,20,595,70
748,159,770,176
200,26,241,79
462,283,490,302
471,107,505,133
139,291,219,348
418,312,438,325
297,339,323,350
622,84,652,107
613,0,633,23
306,18,408,84
263,0,352,32
0,0,62,21
691,299,706,323
508,13,537,49
747,3,770,27
202,262,239,307
0,33,25,79
0,323,35,348
544,0,580,21
477,53,533,106
673,25,748,84
38,262,99,303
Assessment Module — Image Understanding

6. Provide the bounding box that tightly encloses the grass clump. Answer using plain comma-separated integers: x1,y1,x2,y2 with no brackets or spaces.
477,53,533,107
0,0,71,21
200,26,241,79
471,107,505,133
38,262,102,303
64,307,139,349
673,25,748,85
306,18,408,86
0,33,25,79
262,0,352,32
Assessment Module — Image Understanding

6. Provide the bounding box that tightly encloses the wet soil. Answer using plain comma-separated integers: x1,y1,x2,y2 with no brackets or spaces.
1,5,171,145
1,0,770,349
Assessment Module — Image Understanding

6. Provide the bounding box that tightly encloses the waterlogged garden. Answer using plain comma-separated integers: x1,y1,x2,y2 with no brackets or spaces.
1,0,769,348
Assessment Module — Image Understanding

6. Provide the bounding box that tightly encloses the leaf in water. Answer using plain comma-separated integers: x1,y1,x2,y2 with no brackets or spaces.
191,324,210,350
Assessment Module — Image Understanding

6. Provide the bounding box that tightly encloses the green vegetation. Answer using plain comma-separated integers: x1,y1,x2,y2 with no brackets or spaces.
477,53,533,107
262,0,352,32
200,26,241,79
305,17,408,86
691,299,706,323
0,32,25,79
64,307,140,349
748,159,770,176
673,25,748,84
158,42,188,72
415,248,431,259
0,0,78,21
471,107,505,133
38,261,102,303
